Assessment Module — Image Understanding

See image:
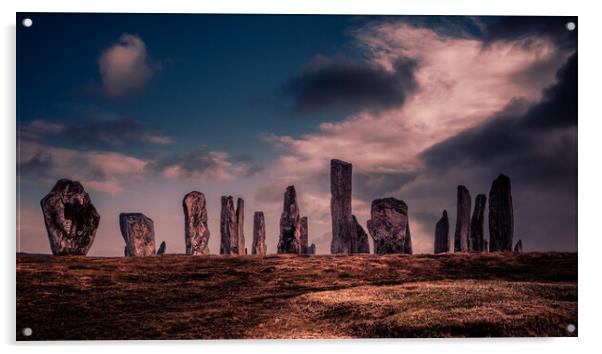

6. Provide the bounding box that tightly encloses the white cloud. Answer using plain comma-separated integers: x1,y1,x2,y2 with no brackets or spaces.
98,34,154,97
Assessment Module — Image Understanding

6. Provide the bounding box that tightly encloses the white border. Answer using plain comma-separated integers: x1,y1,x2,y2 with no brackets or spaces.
2,1,601,353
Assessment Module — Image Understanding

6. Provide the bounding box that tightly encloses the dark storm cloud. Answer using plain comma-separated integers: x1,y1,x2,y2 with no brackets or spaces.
282,56,418,114
354,171,418,201
484,16,577,50
416,53,577,252
421,53,577,173
20,118,172,149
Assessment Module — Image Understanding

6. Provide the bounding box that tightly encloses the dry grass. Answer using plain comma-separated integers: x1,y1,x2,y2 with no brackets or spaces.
16,252,577,340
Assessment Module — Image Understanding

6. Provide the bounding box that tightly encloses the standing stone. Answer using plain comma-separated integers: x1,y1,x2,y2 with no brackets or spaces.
367,198,410,254
157,241,166,255
300,216,309,254
120,213,155,256
351,215,370,253
483,239,489,253
434,210,450,254
330,159,355,254
470,194,487,252
404,219,413,254
183,191,210,255
454,185,471,252
252,211,267,255
489,174,514,252
40,179,100,256
277,186,302,254
236,198,245,255
220,196,238,255
514,240,523,252
308,244,316,255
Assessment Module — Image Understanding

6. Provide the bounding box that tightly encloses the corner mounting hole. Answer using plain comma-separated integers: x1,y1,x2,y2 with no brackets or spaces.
22,18,33,28
566,323,576,333
566,21,576,31
22,327,33,336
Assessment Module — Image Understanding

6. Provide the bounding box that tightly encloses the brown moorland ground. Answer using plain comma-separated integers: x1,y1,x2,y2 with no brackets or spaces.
16,252,577,340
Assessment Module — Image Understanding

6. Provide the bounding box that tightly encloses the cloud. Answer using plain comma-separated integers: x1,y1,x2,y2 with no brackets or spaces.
354,171,418,201
18,120,64,140
98,34,155,97
19,118,172,148
421,53,577,172
269,22,566,178
146,150,261,182
282,55,418,114
148,150,236,181
18,141,257,194
262,20,575,253
415,52,577,252
484,16,577,50
18,141,148,194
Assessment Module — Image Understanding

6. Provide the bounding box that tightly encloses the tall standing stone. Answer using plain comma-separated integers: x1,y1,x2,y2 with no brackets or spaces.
183,191,210,255
157,241,166,255
470,194,487,252
489,174,514,252
40,179,100,256
236,198,245,255
434,210,449,254
277,186,302,254
483,239,489,253
252,211,267,255
367,198,410,254
120,213,155,256
330,159,355,254
300,216,309,254
351,215,370,253
454,185,471,252
404,220,413,254
514,240,523,252
220,196,238,255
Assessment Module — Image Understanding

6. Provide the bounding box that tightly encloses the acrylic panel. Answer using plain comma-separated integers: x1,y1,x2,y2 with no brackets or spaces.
16,13,578,340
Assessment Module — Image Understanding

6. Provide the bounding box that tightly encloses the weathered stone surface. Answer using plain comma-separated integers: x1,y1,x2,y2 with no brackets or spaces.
352,215,370,253
454,185,471,252
236,198,245,255
157,241,166,255
404,219,413,254
220,196,238,255
40,179,100,256
483,239,489,253
120,213,155,256
470,194,487,252
489,174,514,252
252,211,267,255
367,198,410,254
308,243,316,255
183,191,210,255
330,159,355,254
514,240,523,252
434,210,449,254
300,216,309,254
277,186,302,254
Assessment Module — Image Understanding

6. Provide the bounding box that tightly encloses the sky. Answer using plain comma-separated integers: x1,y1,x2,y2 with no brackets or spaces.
16,14,577,255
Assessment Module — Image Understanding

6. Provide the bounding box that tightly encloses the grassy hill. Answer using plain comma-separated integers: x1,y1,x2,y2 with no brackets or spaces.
16,252,577,340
